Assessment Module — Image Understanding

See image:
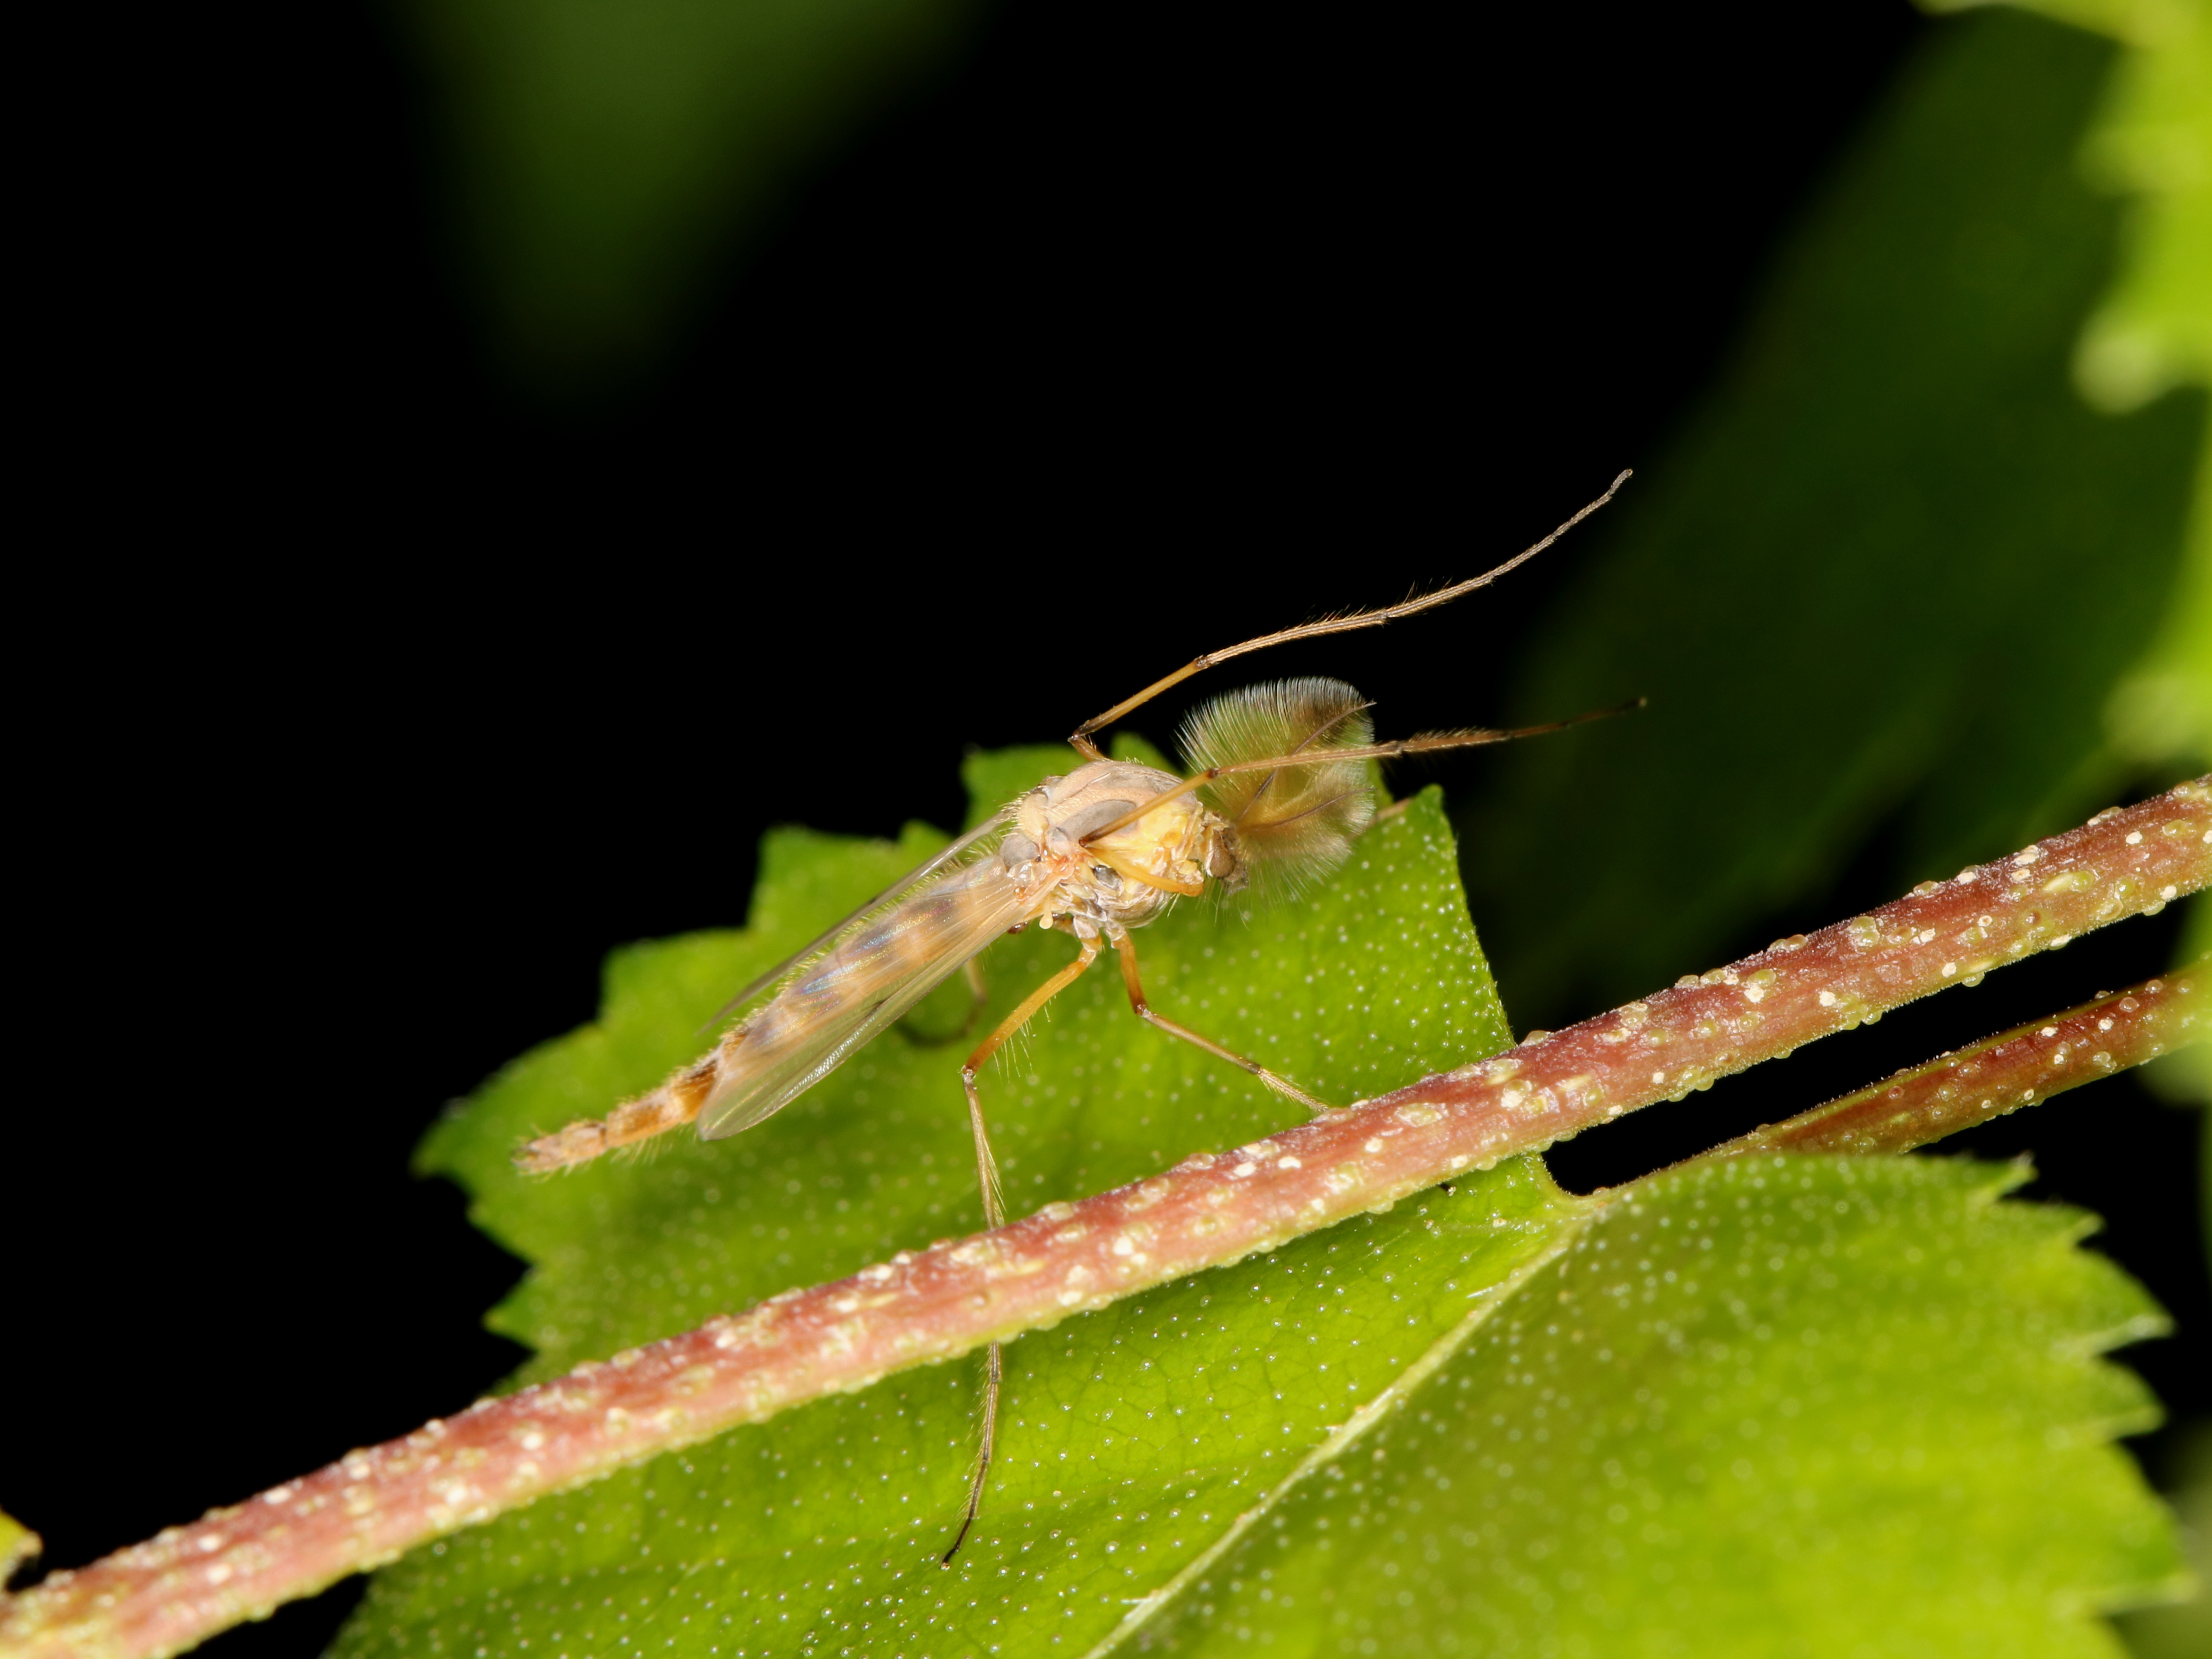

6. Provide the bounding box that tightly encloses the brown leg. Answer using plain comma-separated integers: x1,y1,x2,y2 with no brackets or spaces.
1110,932,1332,1115
942,935,1101,1563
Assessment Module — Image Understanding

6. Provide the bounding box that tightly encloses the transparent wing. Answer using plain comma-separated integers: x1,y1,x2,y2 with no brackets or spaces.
701,807,1015,1031
698,853,1038,1140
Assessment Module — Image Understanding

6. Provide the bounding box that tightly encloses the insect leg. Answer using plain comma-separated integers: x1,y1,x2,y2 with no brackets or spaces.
901,958,990,1048
1066,472,1629,748
1110,932,1332,1115
943,934,1103,1563
960,939,1098,1226
955,957,988,1038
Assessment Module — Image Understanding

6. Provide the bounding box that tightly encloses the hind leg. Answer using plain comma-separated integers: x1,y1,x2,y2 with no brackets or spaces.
941,935,1102,1562
903,958,990,1047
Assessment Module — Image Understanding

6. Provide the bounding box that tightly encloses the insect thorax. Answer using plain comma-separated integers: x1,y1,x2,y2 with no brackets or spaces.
998,760,1245,938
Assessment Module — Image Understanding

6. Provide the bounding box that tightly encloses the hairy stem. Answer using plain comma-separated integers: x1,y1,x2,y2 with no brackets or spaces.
1707,963,2204,1160
6,778,2206,1659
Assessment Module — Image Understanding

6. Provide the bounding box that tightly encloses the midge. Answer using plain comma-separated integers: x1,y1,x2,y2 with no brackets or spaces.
518,471,1637,1557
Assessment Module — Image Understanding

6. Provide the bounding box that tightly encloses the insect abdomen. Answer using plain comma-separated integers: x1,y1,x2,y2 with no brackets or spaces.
515,867,1022,1172
514,1055,721,1172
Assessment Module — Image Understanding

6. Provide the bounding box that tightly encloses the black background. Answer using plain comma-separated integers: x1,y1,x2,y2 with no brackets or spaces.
8,3,2202,1654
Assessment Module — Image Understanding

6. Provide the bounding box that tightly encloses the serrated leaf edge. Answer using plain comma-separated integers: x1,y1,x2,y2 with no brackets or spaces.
1087,1149,2185,1654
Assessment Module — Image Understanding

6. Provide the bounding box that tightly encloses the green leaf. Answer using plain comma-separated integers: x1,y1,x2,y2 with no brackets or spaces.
1943,0,2212,414
1460,7,2205,1023
337,756,1535,1655
1936,2,2212,777
1123,1155,2186,1658
336,1163,1585,1659
411,744,1505,1381
398,0,986,388
336,746,2185,1657
2115,1420,2212,1659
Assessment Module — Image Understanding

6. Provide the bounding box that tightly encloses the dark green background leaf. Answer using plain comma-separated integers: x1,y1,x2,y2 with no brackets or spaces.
399,0,985,387
1460,8,2205,1027
2116,1423,2212,1659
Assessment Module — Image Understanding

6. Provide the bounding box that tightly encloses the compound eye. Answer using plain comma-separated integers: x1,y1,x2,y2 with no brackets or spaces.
1204,829,1246,882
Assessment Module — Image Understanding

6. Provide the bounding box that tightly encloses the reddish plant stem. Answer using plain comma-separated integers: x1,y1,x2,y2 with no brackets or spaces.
6,779,2207,1659
1374,778,2208,1162
1707,963,2205,1160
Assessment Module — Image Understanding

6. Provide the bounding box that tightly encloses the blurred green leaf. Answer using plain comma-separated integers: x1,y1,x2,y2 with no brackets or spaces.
2116,1421,2212,1659
400,0,985,389
1950,0,2211,413
1128,1155,2187,1657
1943,2,2212,775
0,1509,37,1589
1460,7,2205,1025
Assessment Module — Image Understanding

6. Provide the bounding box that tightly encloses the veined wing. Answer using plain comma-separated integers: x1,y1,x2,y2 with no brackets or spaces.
698,851,1039,1140
702,807,1015,1031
